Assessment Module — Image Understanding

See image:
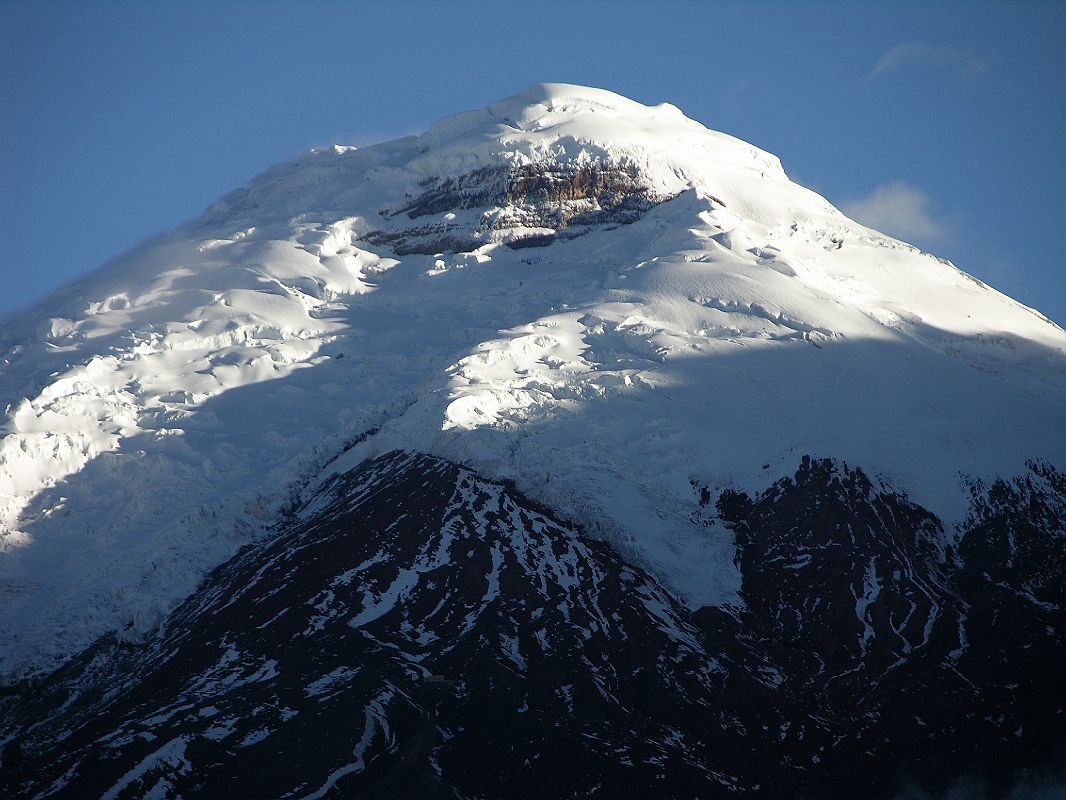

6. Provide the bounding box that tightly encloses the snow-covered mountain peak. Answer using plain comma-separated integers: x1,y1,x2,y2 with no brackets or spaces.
492,82,666,114
204,83,794,238
420,82,695,153
427,82,780,169
2,84,1065,680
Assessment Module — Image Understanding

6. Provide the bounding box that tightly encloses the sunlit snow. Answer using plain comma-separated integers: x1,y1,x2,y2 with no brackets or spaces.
1,83,1064,678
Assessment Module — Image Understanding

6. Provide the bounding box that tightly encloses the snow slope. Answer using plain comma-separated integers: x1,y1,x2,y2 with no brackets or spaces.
2,83,1064,677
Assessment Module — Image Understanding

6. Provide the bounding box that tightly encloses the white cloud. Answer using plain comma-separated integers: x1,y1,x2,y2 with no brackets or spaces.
841,182,951,244
863,42,997,83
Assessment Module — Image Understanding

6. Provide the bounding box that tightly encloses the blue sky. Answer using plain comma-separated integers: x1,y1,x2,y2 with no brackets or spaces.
2,0,1064,324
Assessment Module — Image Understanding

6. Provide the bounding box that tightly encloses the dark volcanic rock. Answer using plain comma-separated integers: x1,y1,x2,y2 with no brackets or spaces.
364,161,677,254
697,457,1066,798
0,452,771,799
399,162,652,219
958,460,1066,607
2,453,1064,799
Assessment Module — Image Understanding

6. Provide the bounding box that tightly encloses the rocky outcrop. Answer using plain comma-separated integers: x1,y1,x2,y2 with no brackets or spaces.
2,454,1063,799
697,457,1066,798
364,161,679,254
0,452,771,799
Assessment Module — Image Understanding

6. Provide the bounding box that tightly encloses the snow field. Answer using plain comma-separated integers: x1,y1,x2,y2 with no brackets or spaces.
1,83,1064,677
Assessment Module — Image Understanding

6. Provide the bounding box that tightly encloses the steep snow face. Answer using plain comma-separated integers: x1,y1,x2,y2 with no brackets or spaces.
1,83,1065,677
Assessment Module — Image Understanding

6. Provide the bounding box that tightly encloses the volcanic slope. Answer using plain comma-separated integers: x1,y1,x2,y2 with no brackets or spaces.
1,83,1064,680
3,452,1063,798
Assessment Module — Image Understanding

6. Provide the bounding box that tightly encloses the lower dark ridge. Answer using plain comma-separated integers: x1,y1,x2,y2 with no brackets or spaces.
1,452,1063,799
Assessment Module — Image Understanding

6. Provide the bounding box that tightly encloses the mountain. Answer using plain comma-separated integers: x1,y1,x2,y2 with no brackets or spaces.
2,84,1064,797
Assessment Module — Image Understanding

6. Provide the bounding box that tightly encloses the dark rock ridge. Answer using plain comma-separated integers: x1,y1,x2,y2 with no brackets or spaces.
364,161,680,254
696,456,1066,798
2,453,1064,799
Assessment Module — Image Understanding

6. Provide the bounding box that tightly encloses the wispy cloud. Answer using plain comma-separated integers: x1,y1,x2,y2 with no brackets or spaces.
841,182,951,244
863,42,998,84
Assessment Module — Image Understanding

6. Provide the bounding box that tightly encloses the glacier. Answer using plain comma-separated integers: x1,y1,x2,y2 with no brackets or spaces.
1,83,1064,679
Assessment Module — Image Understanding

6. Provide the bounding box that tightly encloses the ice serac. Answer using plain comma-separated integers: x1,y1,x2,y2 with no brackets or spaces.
0,83,1065,685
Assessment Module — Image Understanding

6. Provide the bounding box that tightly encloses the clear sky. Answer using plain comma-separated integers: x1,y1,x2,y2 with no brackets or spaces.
2,0,1064,324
